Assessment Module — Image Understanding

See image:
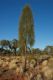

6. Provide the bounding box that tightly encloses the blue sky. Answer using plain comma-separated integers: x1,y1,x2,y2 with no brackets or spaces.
0,0,53,49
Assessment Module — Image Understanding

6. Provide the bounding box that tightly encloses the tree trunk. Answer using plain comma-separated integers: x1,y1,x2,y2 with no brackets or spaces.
1,46,3,51
14,48,16,55
24,46,27,72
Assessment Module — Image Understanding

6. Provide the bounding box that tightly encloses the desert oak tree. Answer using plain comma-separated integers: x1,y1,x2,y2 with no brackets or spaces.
19,5,35,54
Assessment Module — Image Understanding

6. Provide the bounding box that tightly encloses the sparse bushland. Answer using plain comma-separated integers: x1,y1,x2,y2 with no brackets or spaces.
0,4,53,80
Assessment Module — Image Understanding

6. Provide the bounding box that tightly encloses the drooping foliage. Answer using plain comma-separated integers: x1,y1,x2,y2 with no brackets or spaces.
19,5,35,53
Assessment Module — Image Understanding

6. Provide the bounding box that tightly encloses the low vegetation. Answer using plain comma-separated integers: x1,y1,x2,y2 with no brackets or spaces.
0,54,53,80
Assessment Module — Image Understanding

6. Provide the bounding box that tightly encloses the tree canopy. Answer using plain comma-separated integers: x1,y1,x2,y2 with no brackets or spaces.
19,5,35,53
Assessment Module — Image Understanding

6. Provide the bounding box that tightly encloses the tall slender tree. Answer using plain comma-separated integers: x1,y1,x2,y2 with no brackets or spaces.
19,5,35,72
19,5,35,54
